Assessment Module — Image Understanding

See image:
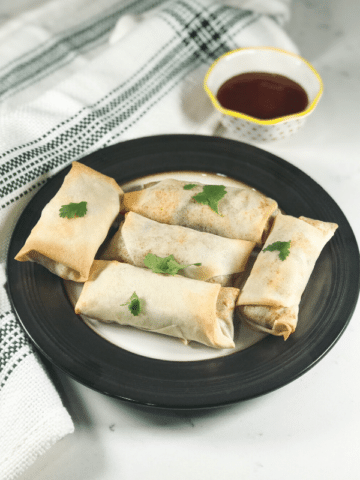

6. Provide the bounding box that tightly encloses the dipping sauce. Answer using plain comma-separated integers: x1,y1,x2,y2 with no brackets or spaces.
216,72,309,120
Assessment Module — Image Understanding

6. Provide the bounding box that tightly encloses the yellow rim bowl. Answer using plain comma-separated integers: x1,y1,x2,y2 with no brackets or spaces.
204,46,323,126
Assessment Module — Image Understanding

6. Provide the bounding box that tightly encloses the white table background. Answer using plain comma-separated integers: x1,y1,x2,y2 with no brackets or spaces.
2,1,359,479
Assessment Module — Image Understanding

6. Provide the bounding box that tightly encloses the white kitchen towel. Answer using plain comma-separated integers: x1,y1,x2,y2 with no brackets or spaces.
0,0,296,479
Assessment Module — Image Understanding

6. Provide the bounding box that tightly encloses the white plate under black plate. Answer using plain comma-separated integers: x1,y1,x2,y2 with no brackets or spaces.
6,135,360,408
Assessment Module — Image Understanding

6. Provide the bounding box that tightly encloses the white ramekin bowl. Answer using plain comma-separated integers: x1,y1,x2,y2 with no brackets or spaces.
204,47,323,142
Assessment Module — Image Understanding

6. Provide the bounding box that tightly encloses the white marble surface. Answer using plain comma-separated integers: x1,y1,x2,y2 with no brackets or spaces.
4,1,360,479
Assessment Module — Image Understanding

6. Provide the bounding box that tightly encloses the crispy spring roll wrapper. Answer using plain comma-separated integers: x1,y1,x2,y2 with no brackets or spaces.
15,162,123,282
239,305,299,339
122,179,278,245
75,260,239,349
236,213,338,339
100,212,255,285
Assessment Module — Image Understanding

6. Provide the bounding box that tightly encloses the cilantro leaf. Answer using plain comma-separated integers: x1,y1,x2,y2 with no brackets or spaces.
144,253,201,276
121,291,143,316
192,185,226,215
263,240,291,261
183,184,197,190
59,201,87,219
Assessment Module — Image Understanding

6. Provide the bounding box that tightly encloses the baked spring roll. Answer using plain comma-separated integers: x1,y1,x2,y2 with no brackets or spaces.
15,162,123,282
236,213,338,339
122,179,277,245
100,212,255,285
75,260,239,349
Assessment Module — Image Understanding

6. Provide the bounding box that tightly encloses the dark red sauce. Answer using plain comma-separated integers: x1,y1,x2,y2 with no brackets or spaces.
216,72,309,120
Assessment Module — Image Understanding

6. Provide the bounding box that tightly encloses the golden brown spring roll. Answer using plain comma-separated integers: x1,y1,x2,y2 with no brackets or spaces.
236,213,338,339
122,179,277,245
100,212,255,285
75,260,239,349
15,162,123,282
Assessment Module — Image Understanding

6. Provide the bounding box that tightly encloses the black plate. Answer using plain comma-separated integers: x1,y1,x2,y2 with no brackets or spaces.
6,135,360,408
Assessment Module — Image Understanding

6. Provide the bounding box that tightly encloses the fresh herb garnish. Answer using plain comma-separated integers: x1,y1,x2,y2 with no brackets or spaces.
59,201,87,219
192,185,227,215
183,184,197,190
263,241,291,261
121,291,143,316
144,253,201,276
